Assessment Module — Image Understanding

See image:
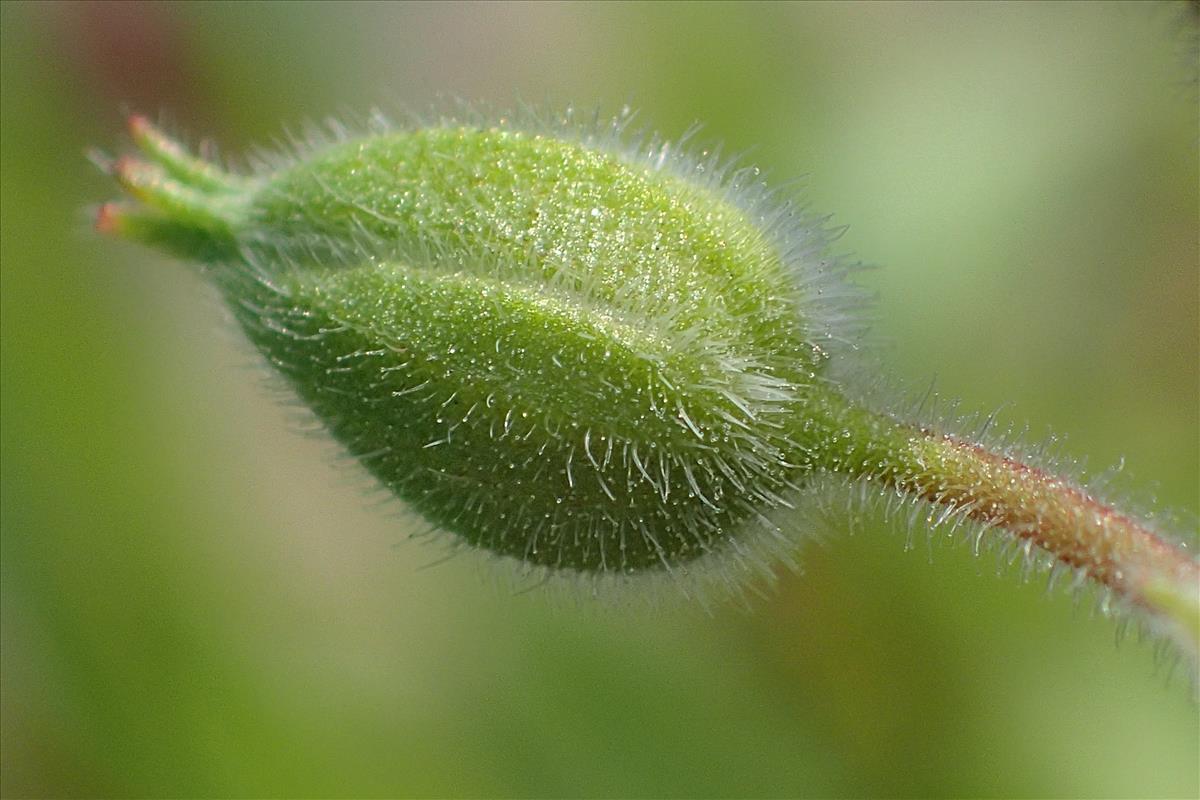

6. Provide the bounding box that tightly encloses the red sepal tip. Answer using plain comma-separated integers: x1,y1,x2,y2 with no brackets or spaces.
127,113,152,140
95,202,124,235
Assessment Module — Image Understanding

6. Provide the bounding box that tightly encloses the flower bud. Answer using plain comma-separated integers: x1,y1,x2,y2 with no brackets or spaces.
97,109,1199,662
99,111,849,577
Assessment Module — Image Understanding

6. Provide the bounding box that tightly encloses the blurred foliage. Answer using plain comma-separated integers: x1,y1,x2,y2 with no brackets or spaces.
2,1,1197,797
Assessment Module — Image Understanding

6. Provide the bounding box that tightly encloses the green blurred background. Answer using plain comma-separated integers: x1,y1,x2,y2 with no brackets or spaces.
2,1,1197,797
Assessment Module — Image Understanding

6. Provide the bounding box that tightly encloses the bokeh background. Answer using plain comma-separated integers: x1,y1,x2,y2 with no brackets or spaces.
2,1,1197,797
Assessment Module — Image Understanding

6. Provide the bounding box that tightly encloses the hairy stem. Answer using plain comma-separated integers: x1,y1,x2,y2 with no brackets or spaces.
807,388,1200,662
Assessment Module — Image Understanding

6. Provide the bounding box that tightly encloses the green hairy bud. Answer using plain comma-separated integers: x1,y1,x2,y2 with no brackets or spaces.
96,109,1197,665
